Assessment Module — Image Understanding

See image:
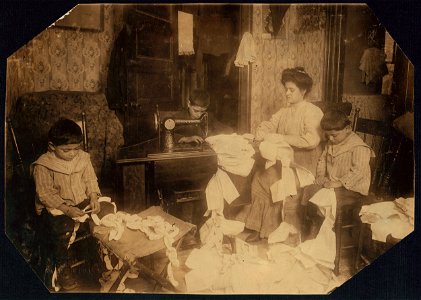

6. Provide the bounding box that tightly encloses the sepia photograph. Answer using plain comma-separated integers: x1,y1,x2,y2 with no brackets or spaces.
2,2,416,296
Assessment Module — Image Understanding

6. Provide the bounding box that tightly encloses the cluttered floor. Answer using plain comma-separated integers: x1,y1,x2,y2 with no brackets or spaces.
11,194,413,294
71,229,355,294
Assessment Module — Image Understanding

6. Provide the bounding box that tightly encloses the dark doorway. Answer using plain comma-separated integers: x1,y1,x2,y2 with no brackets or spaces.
197,5,241,130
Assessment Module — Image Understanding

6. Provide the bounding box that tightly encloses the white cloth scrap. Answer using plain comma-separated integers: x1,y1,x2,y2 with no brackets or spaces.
268,222,298,244
270,167,297,203
259,140,315,203
296,167,315,187
370,217,413,242
205,168,240,215
394,197,414,225
359,197,414,242
185,247,222,292
48,207,90,223
297,188,337,269
234,32,256,67
220,218,245,236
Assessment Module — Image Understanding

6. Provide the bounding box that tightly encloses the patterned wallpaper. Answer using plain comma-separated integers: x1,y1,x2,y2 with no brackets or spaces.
6,5,125,115
250,5,327,134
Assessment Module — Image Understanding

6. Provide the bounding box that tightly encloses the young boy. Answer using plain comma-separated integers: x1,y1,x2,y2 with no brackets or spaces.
173,89,233,144
302,109,374,239
32,118,101,290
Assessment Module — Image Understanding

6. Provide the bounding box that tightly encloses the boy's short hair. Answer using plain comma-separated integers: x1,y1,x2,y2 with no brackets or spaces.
48,118,83,146
320,109,351,131
190,89,210,108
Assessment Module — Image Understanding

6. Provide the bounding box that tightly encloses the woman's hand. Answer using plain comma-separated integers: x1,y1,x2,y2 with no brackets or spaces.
323,180,343,189
264,133,284,144
178,136,204,144
242,133,255,141
315,176,328,186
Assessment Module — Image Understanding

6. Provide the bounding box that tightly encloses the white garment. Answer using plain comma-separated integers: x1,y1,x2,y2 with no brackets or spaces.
220,218,245,236
295,167,315,187
359,198,414,242
268,222,298,244
184,247,222,292
270,167,297,203
178,11,194,55
359,47,386,85
206,134,255,177
298,188,337,269
234,32,257,67
259,140,315,203
259,139,293,169
205,168,239,215
370,216,413,242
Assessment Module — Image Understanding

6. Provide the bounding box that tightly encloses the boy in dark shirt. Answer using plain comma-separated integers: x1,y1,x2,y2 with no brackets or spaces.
173,89,233,144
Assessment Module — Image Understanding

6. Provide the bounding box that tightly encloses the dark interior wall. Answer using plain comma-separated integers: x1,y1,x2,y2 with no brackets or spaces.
189,5,240,130
393,46,414,114
201,6,240,129
342,6,385,95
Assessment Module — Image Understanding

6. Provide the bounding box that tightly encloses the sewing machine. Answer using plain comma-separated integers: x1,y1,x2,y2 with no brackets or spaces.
154,106,209,152
116,107,215,213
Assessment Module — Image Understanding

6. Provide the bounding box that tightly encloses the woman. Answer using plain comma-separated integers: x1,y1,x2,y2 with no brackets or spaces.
245,67,324,242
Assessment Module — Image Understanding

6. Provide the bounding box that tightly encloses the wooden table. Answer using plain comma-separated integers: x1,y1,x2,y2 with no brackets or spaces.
92,206,196,292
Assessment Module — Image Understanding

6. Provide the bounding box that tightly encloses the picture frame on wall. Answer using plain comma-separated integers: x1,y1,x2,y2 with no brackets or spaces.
54,4,104,31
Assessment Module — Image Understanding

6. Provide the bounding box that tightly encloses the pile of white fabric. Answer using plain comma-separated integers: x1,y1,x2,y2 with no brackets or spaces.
359,197,414,242
184,201,339,294
204,134,255,216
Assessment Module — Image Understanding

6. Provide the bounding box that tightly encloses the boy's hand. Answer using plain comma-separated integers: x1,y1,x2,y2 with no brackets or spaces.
323,180,343,189
58,203,84,218
315,176,328,186
89,193,101,214
66,206,85,218
178,136,204,144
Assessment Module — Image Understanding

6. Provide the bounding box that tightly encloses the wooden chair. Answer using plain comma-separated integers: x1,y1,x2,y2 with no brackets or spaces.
333,108,396,275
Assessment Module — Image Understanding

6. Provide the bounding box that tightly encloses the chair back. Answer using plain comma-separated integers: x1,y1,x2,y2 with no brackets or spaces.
8,112,89,170
313,101,352,116
352,108,401,197
75,112,89,152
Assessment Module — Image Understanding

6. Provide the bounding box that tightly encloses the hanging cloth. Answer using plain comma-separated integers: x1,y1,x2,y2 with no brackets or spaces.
178,11,195,55
359,47,387,85
234,32,257,67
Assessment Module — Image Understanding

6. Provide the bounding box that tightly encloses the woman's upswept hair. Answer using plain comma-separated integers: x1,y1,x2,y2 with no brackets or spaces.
281,67,313,95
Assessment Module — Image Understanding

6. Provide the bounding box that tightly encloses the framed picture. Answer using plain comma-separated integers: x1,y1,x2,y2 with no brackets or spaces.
54,4,104,31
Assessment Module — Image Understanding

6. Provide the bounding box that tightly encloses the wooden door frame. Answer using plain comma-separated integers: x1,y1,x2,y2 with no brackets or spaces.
237,4,253,133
